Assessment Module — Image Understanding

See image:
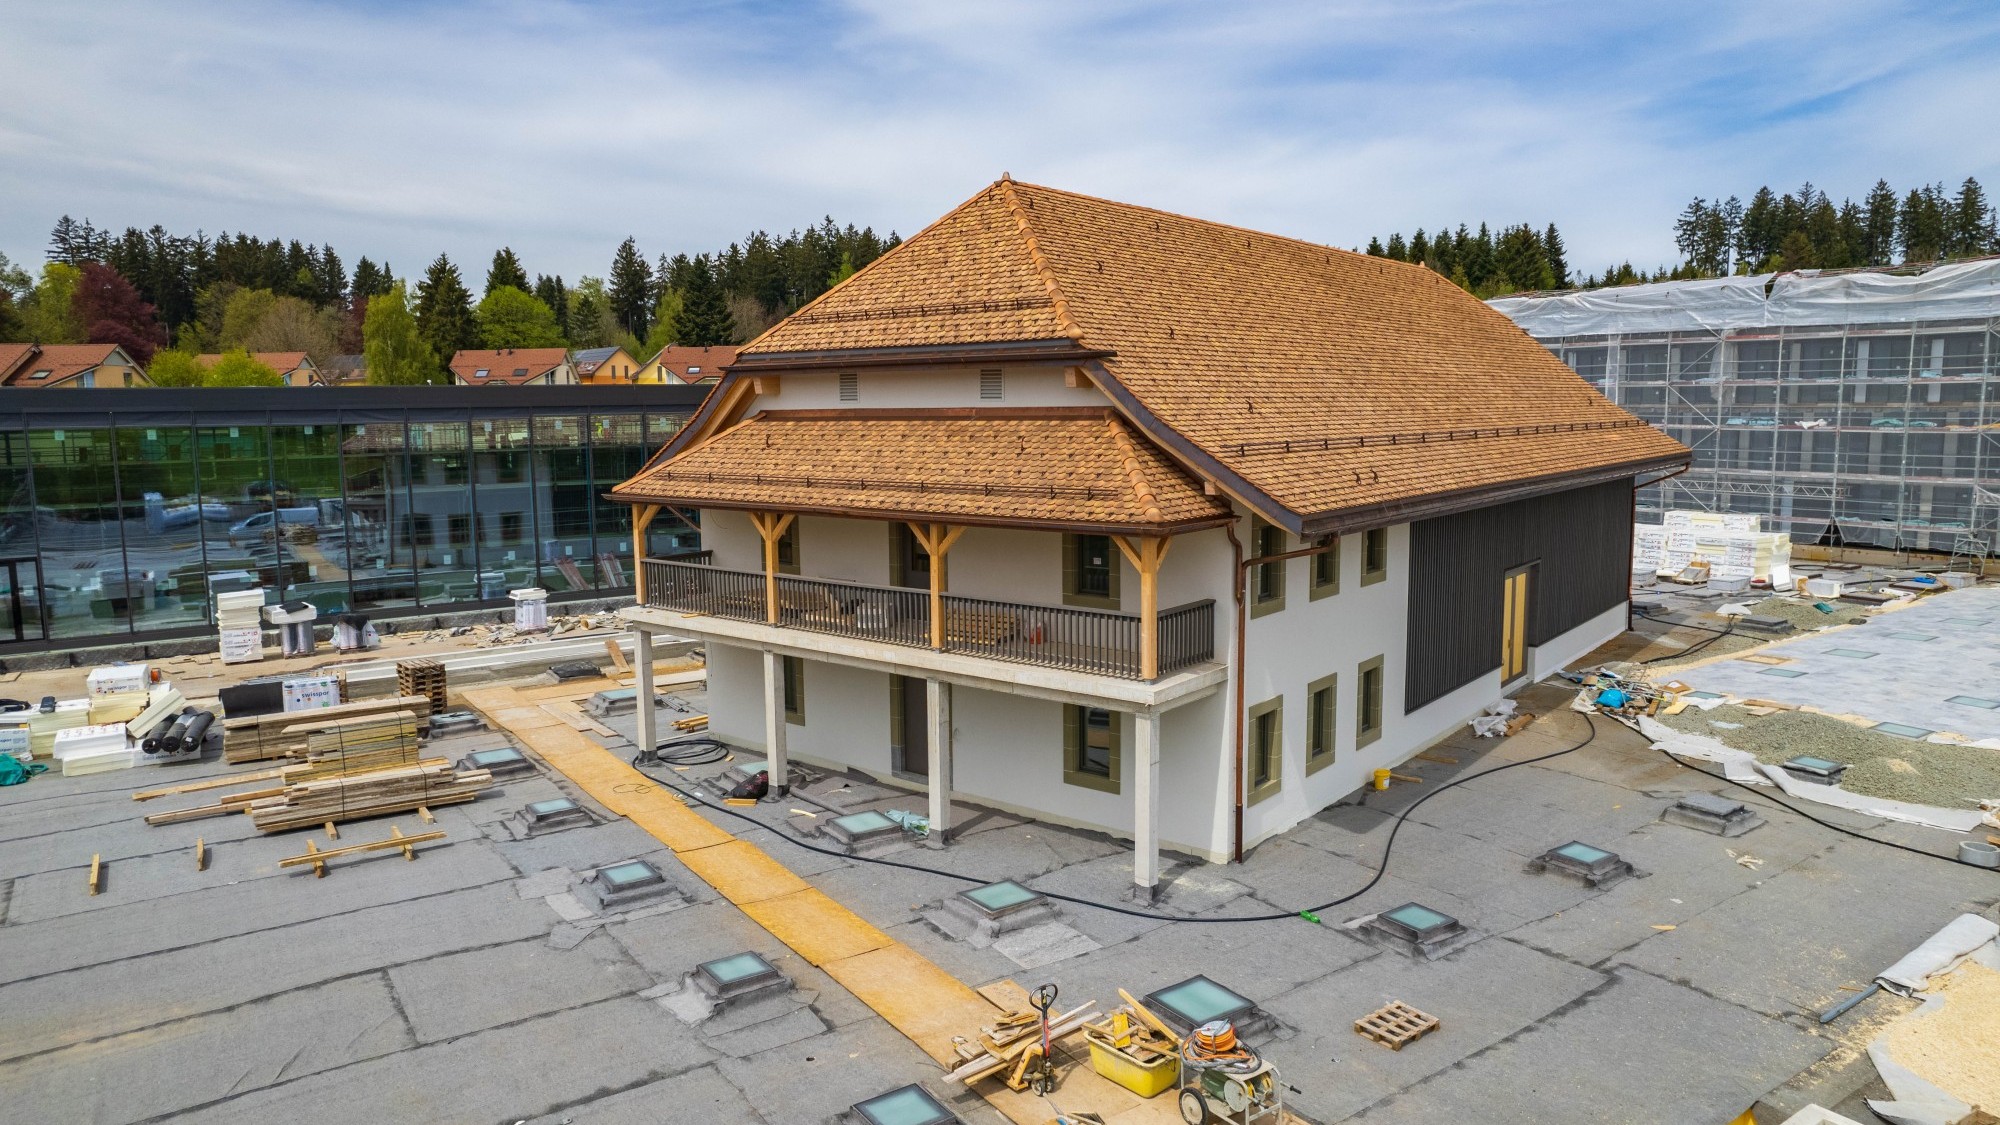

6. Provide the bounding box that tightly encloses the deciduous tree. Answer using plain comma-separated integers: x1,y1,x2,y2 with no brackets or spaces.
21,263,85,343
73,262,167,362
363,282,440,385
146,349,205,387
205,348,284,387
475,286,565,348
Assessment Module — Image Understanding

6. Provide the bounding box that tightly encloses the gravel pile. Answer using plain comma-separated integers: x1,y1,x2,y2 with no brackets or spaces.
1745,596,1866,630
1660,703,2000,807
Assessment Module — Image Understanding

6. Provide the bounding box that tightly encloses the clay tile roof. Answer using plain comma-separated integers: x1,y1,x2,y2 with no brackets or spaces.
448,347,568,384
739,179,1689,529
3,343,122,386
0,343,35,382
198,351,309,374
645,345,738,383
612,408,1233,533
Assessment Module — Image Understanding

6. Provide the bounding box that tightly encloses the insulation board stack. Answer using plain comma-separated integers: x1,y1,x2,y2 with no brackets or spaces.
246,761,492,832
221,695,433,763
282,674,344,712
216,590,266,664
395,658,449,716
53,722,133,776
126,684,189,742
86,663,153,725
29,699,91,759
1642,511,1794,589
0,716,31,762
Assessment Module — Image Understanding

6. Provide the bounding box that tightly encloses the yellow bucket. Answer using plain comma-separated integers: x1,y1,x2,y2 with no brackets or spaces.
1373,768,1392,791
1088,1039,1178,1098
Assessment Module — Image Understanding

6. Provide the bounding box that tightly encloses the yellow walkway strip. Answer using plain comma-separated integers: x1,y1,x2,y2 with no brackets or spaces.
463,683,1197,1124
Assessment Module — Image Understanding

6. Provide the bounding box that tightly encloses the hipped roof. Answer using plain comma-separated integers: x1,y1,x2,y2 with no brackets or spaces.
730,178,1688,533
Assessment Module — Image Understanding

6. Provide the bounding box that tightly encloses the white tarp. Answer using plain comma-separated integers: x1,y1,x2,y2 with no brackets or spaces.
1490,257,2000,339
1876,913,2000,996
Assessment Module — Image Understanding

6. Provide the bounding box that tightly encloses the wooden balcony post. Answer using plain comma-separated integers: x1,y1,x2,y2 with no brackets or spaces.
749,511,795,624
908,522,966,649
1114,536,1172,679
630,504,659,601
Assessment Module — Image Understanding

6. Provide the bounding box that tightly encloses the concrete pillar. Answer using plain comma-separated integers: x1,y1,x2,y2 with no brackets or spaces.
925,678,953,844
1132,710,1161,900
762,649,788,797
633,626,656,757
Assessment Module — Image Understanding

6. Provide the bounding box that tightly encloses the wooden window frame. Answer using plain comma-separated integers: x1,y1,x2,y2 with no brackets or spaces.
1250,518,1287,619
775,521,800,575
1246,696,1283,805
1361,527,1389,586
1062,533,1121,610
782,655,805,724
1309,535,1339,601
1356,655,1384,749
1063,705,1121,794
1305,673,1337,775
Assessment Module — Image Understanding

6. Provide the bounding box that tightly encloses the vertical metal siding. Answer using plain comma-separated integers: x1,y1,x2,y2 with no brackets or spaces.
1404,479,1634,711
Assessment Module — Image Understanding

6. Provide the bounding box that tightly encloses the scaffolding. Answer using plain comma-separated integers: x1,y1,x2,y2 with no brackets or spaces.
1491,259,2000,553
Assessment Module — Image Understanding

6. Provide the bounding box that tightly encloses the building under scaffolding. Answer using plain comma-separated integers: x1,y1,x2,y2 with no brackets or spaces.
1491,259,2000,555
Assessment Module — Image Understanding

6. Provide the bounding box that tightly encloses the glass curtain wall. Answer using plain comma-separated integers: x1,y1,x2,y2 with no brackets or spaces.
31,424,125,639
472,415,539,595
407,421,479,604
116,421,207,634
341,422,417,613
534,415,593,593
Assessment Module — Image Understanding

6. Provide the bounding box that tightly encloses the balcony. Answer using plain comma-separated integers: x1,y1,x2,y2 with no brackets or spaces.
638,557,1214,681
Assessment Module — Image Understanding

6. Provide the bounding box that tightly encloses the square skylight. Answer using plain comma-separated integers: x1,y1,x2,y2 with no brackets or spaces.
1145,975,1255,1031
1677,793,1745,818
1755,667,1808,678
1537,841,1632,884
1873,721,1934,739
1825,648,1878,659
957,880,1046,918
597,860,666,891
1885,632,1938,642
1683,691,1726,701
1553,841,1613,865
696,951,781,991
827,810,904,846
851,1084,958,1125
1377,902,1460,942
464,746,534,776
1946,695,2000,710
522,797,588,827
1782,755,1845,781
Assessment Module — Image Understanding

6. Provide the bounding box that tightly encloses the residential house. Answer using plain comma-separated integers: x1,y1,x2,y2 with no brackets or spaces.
0,342,149,387
638,345,737,385
322,354,368,385
198,351,320,386
612,177,1689,899
447,347,574,386
574,345,641,384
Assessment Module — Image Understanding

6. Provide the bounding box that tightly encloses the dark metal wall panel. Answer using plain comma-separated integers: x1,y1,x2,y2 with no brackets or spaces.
1405,478,1633,711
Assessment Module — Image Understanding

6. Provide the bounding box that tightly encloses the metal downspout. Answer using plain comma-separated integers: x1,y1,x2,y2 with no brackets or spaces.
1224,521,1246,863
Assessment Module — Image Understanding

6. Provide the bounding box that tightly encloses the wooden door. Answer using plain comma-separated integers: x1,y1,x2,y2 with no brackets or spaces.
1500,566,1532,682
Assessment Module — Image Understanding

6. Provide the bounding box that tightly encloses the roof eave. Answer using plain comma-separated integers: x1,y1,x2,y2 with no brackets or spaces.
1295,451,1693,537
726,339,1111,375
601,491,1232,538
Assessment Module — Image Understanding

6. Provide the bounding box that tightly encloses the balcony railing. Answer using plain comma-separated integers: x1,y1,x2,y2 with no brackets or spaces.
639,557,1214,681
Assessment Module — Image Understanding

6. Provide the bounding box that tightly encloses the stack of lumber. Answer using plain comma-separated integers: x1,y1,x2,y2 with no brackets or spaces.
301,711,423,775
396,658,448,715
246,761,492,832
222,695,432,763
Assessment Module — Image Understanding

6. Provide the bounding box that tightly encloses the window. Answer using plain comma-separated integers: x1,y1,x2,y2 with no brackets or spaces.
1247,697,1282,804
1357,656,1385,748
979,369,1004,400
1309,536,1339,600
1361,527,1389,586
1306,674,1337,774
1064,706,1120,793
838,372,859,402
474,368,490,379
782,656,804,723
1063,533,1119,608
775,521,799,574
893,524,934,588
1250,519,1286,617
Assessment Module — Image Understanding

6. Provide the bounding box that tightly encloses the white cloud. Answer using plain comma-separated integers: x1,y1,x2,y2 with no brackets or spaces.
0,0,1994,285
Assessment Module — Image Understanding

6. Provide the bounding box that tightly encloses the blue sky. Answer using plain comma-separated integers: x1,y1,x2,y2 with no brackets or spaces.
3,0,1998,286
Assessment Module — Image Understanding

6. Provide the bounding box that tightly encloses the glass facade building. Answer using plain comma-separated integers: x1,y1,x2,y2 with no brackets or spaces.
0,384,707,651
1492,262,2000,553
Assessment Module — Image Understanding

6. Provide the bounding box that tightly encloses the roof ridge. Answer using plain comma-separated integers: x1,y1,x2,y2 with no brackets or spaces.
1104,414,1165,523
994,177,1087,342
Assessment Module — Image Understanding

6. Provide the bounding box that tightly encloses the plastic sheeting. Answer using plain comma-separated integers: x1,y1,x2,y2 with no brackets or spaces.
1876,913,2000,996
1489,257,2000,338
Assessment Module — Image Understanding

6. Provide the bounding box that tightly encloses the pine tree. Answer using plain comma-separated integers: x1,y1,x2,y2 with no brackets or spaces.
486,248,529,296
413,254,477,362
1494,225,1553,293
316,245,346,306
1863,180,1899,265
1410,229,1431,266
1740,186,1779,268
1542,223,1569,288
1364,236,1386,257
533,275,569,337
1384,233,1408,262
1950,177,1996,257
364,281,440,385
1899,186,1946,262
670,255,735,346
607,237,654,339
351,257,391,300
1462,223,1496,289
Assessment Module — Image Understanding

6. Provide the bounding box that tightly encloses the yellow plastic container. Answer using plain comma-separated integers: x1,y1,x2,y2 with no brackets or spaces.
1088,1039,1178,1098
1373,768,1392,790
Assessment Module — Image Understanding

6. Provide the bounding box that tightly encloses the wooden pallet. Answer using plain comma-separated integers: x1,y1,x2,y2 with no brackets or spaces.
395,659,449,715
1355,1001,1439,1050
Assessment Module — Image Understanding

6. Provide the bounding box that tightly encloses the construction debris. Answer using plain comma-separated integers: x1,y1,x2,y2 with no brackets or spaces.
280,826,447,877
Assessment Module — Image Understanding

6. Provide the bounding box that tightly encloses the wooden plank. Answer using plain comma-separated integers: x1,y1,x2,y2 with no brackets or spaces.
278,829,447,870
195,837,207,871
88,854,102,896
133,768,286,801
604,638,631,675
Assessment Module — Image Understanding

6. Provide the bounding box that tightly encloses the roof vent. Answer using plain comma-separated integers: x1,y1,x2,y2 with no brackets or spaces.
849,1084,961,1125
459,746,535,778
1663,792,1765,837
838,372,859,402
1528,840,1638,888
979,369,1004,400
